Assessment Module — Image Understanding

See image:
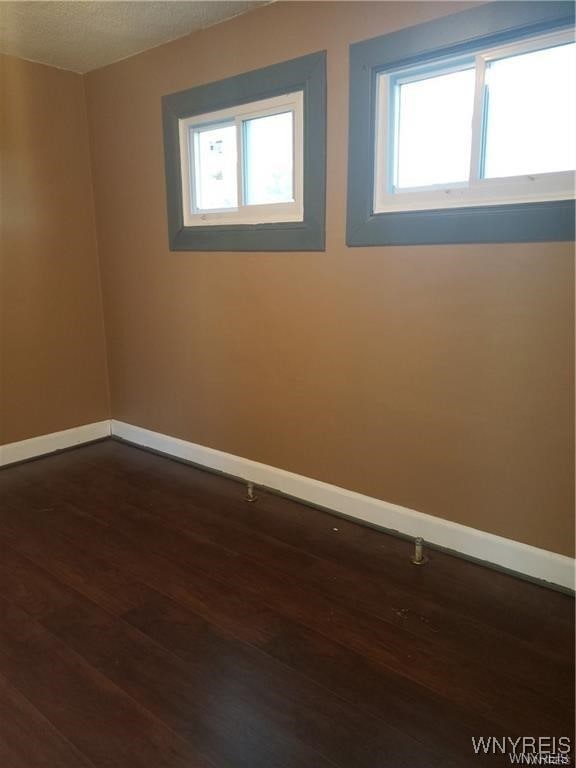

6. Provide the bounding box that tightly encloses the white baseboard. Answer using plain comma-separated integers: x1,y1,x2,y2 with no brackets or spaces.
0,421,111,467
112,420,575,591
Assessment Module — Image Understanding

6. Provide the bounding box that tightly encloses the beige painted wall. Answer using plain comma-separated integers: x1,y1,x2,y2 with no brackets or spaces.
77,1,572,557
0,54,110,443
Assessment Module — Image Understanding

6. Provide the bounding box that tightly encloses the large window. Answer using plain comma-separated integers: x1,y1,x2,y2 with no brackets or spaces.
347,2,575,245
374,31,575,213
163,52,326,251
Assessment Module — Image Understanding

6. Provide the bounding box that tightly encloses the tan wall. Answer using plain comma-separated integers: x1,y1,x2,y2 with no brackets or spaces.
0,54,110,443
84,1,574,557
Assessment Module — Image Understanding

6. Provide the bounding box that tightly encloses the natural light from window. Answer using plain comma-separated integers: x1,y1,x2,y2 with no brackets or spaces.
374,31,575,214
395,68,475,189
244,111,294,205
193,123,237,210
179,91,303,226
483,43,576,179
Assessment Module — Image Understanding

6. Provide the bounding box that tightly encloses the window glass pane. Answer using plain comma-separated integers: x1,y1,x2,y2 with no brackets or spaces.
483,43,576,178
244,111,293,205
394,68,475,189
193,123,237,210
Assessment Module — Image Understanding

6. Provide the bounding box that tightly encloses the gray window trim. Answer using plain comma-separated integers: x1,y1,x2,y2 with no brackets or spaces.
163,51,326,251
346,2,576,246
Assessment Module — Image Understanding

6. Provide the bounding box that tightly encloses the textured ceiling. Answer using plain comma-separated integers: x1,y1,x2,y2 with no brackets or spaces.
0,1,267,73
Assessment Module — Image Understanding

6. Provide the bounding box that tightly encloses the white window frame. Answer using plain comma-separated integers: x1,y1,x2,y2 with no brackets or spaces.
374,29,576,214
179,91,304,227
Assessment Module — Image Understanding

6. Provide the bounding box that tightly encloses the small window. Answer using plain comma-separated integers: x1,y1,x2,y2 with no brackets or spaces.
374,31,575,214
179,92,303,227
163,52,326,251
347,2,575,246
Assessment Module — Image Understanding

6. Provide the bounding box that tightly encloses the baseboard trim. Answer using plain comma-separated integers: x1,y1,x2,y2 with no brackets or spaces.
111,420,575,592
0,421,111,467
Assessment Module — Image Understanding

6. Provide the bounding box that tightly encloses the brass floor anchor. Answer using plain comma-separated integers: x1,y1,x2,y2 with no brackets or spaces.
411,537,428,566
245,481,257,503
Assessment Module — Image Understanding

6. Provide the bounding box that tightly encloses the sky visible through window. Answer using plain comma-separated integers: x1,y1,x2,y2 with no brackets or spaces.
244,111,293,205
395,68,475,189
393,41,575,190
483,42,576,178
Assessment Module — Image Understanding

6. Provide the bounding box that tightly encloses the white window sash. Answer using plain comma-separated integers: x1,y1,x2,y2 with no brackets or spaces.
179,91,304,227
373,28,576,215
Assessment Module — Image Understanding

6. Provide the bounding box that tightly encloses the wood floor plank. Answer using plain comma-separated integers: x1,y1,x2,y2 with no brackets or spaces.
0,440,573,768
39,596,341,768
107,445,574,626
0,672,96,768
0,505,481,765
0,596,215,768
0,488,570,740
0,525,456,767
28,440,572,652
122,587,516,768
36,461,571,703
0,502,524,767
0,535,516,767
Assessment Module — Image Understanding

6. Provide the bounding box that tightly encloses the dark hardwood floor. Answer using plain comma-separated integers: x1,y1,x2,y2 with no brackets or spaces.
0,439,573,768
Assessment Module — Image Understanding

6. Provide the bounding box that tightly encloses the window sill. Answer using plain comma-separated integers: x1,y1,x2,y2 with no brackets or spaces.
347,200,576,247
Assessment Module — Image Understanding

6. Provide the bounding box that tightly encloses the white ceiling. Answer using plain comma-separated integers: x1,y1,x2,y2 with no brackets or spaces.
0,1,267,73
